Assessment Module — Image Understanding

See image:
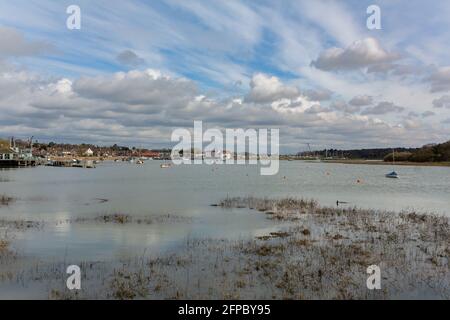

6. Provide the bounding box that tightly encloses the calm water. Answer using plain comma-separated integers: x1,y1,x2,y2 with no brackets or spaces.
0,161,449,261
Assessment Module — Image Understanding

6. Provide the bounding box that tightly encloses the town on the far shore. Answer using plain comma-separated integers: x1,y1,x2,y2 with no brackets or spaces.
1,136,449,169
0,136,173,168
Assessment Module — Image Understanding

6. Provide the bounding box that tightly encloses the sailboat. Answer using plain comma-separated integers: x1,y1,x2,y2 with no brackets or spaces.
385,149,399,178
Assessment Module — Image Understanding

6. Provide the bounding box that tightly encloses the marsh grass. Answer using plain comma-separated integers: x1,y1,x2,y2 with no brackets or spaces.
219,196,317,220
71,213,191,225
0,195,14,206
0,219,44,231
0,233,17,266
1,197,449,299
0,239,9,252
0,213,191,234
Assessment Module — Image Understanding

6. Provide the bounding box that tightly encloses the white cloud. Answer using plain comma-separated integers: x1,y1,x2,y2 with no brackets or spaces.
298,0,363,47
245,73,299,103
303,88,333,101
73,69,196,107
2,67,437,150
433,95,450,108
421,111,435,118
361,102,405,115
311,38,399,71
349,95,373,107
0,26,50,58
428,67,450,93
330,100,361,114
116,50,146,67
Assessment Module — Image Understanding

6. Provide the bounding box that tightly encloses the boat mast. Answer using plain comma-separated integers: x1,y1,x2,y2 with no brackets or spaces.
392,148,395,170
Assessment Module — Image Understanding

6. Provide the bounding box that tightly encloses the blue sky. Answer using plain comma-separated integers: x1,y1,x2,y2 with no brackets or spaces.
1,0,450,151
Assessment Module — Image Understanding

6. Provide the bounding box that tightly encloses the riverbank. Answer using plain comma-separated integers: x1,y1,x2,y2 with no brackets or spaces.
1,197,448,299
323,159,450,167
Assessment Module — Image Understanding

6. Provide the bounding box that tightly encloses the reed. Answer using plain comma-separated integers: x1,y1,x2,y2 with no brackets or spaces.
0,195,14,206
1,197,448,299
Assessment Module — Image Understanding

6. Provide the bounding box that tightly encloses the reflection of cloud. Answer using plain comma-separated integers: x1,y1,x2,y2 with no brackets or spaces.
54,211,72,235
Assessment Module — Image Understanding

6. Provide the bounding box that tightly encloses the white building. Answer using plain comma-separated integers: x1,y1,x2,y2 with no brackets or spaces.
0,146,18,161
84,148,94,156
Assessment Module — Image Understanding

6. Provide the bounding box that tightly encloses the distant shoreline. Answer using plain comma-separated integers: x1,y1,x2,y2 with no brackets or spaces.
321,159,450,167
44,156,450,168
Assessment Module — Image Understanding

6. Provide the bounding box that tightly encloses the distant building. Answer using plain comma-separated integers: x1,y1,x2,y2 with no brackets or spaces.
141,150,160,158
222,150,233,160
84,148,94,156
0,146,18,161
206,149,232,160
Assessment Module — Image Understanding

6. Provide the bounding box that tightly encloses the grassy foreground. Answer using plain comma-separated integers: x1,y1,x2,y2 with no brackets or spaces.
0,197,449,299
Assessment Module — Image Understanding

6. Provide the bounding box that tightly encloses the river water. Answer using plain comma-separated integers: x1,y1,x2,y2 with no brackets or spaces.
0,160,449,262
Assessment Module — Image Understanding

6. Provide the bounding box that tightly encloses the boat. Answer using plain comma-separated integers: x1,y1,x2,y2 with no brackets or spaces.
160,163,172,168
84,160,96,169
385,149,399,178
385,171,398,178
136,160,144,165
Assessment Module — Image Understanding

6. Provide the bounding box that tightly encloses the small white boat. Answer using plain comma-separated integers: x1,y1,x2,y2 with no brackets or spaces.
160,163,172,168
136,160,144,165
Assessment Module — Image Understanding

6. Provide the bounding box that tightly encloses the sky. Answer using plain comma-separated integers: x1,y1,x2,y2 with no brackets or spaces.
1,0,450,152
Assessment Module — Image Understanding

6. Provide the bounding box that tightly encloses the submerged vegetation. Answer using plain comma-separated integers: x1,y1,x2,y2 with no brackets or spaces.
0,234,17,265
0,238,9,252
1,197,448,299
0,195,14,206
0,213,190,232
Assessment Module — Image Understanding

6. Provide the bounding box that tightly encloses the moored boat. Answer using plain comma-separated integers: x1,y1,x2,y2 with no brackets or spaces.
385,171,399,179
385,149,399,179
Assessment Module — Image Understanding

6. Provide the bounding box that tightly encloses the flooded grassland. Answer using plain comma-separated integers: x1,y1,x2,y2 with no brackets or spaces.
1,195,448,299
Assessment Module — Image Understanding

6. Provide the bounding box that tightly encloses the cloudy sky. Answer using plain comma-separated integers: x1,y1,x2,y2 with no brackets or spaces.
1,0,450,152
